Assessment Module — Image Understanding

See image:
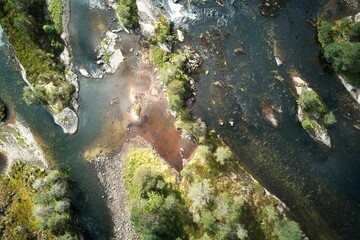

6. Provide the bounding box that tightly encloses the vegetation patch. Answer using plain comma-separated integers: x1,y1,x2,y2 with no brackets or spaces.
124,142,303,240
0,0,74,114
298,89,336,127
317,18,360,87
0,161,77,239
115,0,139,30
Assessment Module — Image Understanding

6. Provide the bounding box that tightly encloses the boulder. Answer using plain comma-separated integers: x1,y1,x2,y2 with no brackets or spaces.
53,108,79,134
275,56,283,66
355,12,360,23
79,67,91,78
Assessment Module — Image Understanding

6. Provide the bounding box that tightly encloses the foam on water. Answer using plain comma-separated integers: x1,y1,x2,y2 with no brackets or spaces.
167,0,196,22
85,0,105,9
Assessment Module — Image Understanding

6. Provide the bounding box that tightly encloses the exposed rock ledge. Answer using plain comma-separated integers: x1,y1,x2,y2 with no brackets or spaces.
0,118,48,173
338,75,360,104
292,76,331,147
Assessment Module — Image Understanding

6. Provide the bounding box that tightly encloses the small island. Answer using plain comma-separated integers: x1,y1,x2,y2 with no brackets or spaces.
292,75,336,147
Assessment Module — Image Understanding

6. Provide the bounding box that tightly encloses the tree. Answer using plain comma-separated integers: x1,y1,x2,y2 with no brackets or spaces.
317,20,334,47
274,219,302,240
324,42,360,74
133,167,167,198
188,179,213,209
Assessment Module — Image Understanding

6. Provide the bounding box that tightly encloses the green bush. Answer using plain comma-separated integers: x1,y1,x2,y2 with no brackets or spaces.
115,0,139,30
301,119,312,129
149,45,168,68
299,90,326,115
323,112,337,126
48,0,63,34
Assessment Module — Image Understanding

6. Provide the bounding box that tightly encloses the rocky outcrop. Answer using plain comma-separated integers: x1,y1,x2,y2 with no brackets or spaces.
96,31,124,75
136,0,163,37
292,77,331,147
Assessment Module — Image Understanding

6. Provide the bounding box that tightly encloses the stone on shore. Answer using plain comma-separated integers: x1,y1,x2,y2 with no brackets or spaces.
79,67,91,78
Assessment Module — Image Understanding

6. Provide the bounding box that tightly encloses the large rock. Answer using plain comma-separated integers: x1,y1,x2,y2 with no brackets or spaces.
96,31,124,74
136,0,163,37
355,12,360,23
53,108,79,134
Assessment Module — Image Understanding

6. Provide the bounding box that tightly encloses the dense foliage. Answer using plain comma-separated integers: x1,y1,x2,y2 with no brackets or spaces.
124,144,303,240
115,0,139,30
317,18,360,87
0,0,74,113
0,161,77,239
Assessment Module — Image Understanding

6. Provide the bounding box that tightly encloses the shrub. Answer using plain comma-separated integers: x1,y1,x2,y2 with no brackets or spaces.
214,146,233,165
48,0,63,34
274,218,302,240
323,112,337,125
301,119,312,129
299,90,326,114
149,45,168,68
188,179,213,209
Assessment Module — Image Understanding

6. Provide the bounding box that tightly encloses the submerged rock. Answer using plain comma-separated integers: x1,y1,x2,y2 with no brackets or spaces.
234,47,245,55
262,106,279,127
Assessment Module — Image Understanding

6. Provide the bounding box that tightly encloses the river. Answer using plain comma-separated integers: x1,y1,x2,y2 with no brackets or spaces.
182,0,360,239
0,0,360,239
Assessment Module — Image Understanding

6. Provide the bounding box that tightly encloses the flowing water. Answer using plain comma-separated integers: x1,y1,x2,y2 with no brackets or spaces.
1,0,360,239
180,0,360,239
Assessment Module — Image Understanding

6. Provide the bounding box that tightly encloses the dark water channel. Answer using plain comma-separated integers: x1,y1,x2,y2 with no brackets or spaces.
183,0,360,239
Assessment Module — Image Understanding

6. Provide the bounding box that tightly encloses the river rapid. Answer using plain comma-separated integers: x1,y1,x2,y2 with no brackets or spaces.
0,0,360,239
